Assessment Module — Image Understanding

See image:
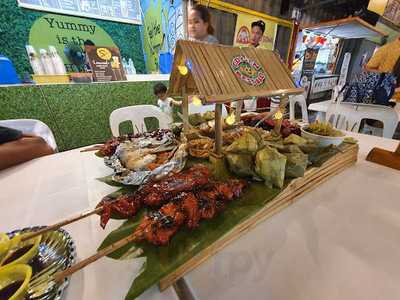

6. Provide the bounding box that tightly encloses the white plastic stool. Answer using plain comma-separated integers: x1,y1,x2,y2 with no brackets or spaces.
109,105,171,137
0,119,58,151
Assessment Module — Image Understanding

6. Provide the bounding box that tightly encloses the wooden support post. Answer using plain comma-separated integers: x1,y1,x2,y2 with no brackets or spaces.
273,95,289,135
182,86,189,133
215,103,223,155
235,100,243,123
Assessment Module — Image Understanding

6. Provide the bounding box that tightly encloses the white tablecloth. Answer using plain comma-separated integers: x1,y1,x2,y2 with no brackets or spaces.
0,149,178,300
183,133,400,300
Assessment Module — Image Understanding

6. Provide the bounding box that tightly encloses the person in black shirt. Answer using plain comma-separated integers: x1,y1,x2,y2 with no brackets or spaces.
0,126,54,171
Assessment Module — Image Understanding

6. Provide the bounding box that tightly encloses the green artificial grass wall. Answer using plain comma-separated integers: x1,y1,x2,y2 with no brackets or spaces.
0,0,146,77
0,81,168,151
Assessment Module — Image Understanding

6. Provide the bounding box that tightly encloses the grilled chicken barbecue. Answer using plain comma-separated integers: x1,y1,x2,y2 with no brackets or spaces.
100,194,141,228
138,164,210,206
99,165,212,228
133,179,247,246
135,202,186,245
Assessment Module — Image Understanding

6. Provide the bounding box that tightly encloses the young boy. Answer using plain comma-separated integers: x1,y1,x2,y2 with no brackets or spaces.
153,83,181,120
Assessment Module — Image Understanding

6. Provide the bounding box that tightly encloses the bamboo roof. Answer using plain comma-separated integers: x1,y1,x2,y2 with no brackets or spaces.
168,40,303,104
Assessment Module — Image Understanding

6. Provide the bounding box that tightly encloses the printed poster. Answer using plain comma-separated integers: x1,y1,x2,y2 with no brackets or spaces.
86,46,127,81
383,0,400,26
18,0,141,24
29,14,117,72
233,13,277,50
140,0,184,73
301,48,319,81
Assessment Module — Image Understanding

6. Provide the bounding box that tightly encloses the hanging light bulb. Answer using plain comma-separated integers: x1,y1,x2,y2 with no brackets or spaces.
274,110,283,120
192,95,202,106
178,65,188,75
225,112,236,125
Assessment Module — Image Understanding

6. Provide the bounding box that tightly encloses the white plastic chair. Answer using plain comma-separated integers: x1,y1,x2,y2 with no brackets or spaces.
289,94,309,123
188,102,228,117
109,105,171,137
0,119,58,151
326,86,399,138
308,85,344,122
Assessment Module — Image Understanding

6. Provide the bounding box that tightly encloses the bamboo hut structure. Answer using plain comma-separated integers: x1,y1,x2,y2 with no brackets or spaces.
168,40,304,155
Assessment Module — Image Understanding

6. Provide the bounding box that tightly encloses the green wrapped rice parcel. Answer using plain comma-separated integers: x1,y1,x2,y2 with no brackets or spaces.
225,132,260,155
226,153,255,177
255,146,287,188
284,151,308,178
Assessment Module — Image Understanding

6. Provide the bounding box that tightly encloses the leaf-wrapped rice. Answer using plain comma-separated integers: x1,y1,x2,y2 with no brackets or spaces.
281,145,304,154
255,146,287,188
225,132,260,154
283,134,308,145
189,113,205,126
226,153,255,177
299,140,319,154
283,152,308,178
203,111,215,121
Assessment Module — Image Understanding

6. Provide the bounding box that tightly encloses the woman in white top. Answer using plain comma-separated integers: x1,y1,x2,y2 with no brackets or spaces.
188,5,219,44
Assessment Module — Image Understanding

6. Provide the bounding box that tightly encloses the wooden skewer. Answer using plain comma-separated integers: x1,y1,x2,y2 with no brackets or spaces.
21,206,104,242
23,141,180,243
54,232,140,283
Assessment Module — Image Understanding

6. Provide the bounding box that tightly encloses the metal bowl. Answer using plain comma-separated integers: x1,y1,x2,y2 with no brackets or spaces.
6,227,76,300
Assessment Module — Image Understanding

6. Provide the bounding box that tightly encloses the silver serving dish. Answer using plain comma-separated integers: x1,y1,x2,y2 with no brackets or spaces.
6,227,76,300
105,143,187,186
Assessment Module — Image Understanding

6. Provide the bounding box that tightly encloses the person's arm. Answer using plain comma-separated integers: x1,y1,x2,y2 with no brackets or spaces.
171,99,182,106
365,45,387,72
169,97,182,106
0,136,54,171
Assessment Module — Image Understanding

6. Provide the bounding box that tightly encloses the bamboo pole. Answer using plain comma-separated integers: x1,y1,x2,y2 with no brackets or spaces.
182,86,189,134
273,95,289,135
235,100,243,123
215,104,223,155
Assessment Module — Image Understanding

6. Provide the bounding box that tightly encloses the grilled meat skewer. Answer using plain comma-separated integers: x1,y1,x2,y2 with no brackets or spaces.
54,179,247,282
134,179,247,246
99,165,211,228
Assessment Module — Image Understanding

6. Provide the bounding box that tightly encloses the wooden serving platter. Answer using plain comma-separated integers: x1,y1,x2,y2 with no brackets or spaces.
159,143,359,290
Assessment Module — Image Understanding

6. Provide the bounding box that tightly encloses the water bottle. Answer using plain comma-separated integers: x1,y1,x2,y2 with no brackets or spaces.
26,45,44,75
122,57,129,75
48,46,67,75
128,58,136,74
39,49,56,75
